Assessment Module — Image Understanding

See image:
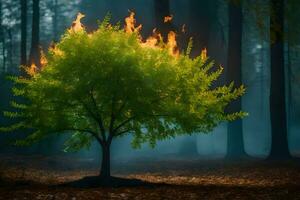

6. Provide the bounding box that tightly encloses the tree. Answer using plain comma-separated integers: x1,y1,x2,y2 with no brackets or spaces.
284,0,300,146
28,0,40,67
20,0,27,66
189,0,218,57
226,0,247,158
0,0,5,72
268,0,290,159
1,14,245,180
52,0,58,42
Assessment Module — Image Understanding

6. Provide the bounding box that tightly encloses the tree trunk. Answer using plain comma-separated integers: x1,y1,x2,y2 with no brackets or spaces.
20,0,27,66
99,144,111,178
7,29,13,71
52,0,58,42
189,0,217,57
268,0,290,159
1,34,5,73
0,0,6,72
226,1,247,159
154,0,174,41
286,25,293,128
29,0,40,67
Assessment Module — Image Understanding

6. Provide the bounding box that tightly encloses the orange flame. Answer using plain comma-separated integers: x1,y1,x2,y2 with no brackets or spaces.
167,31,179,56
124,12,179,57
40,50,47,68
69,13,85,33
125,12,142,34
143,36,158,48
49,43,64,57
142,28,163,48
201,48,207,60
26,63,37,76
164,15,173,23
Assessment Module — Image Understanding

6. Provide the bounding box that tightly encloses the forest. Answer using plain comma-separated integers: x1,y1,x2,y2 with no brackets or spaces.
0,0,300,199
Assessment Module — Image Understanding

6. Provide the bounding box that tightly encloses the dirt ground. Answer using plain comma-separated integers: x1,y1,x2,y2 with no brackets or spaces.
0,154,300,200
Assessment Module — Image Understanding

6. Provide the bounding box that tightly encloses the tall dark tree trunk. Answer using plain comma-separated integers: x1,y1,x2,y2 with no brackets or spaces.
99,144,111,178
226,1,247,159
7,29,13,71
20,0,27,66
1,35,5,73
189,0,217,57
29,0,40,67
52,0,58,42
268,0,290,159
153,0,173,40
0,0,5,72
286,40,292,126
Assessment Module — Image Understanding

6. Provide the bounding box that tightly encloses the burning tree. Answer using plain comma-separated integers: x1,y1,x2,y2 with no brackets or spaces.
0,13,245,181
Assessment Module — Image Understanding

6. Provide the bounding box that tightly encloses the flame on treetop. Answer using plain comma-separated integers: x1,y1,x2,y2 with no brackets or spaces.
25,63,38,76
124,12,179,57
142,28,163,48
46,11,207,68
167,31,179,57
69,12,85,33
125,11,142,34
201,48,207,60
49,42,64,57
40,50,48,68
164,15,173,23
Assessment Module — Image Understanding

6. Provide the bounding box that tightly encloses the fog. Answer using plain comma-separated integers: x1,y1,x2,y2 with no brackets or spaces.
0,0,299,162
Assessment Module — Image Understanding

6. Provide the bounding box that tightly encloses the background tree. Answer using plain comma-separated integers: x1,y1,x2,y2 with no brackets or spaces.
226,0,247,158
1,14,245,179
153,0,174,39
189,0,218,57
268,0,290,159
51,0,58,42
28,0,40,67
20,0,27,66
0,0,5,72
284,0,300,154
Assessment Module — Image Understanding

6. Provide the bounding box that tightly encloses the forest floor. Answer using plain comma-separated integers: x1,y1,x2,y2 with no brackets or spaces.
0,154,300,200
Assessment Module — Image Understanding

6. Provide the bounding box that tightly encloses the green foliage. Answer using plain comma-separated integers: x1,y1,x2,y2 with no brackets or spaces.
0,16,246,151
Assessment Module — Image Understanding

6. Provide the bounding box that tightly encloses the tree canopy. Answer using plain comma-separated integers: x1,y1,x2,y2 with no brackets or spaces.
0,13,246,151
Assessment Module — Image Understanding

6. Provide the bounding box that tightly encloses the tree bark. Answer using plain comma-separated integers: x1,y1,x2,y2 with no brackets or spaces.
52,0,58,42
0,0,6,72
99,143,111,178
7,29,13,71
20,0,27,66
29,0,40,67
189,0,217,57
226,1,247,159
153,0,174,41
268,0,290,159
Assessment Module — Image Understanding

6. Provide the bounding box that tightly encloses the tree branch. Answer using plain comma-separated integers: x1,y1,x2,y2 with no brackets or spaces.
115,129,132,137
88,88,106,141
112,113,170,134
150,94,170,104
113,116,136,133
51,127,104,147
109,95,116,134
